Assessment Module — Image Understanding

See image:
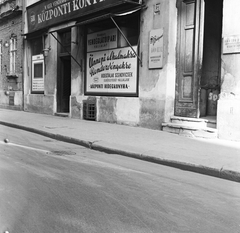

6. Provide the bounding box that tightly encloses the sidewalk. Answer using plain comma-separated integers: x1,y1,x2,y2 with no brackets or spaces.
0,109,240,182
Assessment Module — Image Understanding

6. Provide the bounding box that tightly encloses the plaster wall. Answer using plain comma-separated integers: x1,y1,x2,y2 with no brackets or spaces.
138,0,177,129
218,0,240,141
71,26,85,118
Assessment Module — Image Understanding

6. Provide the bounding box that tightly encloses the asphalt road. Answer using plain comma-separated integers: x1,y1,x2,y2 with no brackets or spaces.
0,125,240,233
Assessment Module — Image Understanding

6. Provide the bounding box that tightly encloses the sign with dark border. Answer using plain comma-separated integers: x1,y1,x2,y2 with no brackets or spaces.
85,46,138,96
27,0,141,33
31,55,44,94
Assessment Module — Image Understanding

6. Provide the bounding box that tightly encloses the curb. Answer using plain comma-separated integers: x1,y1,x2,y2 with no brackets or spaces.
1,121,240,183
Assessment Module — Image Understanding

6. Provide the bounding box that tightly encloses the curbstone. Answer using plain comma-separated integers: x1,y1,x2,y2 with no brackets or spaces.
0,120,240,183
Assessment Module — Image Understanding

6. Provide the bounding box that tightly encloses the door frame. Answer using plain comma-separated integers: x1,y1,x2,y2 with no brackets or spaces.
175,0,205,118
57,55,71,113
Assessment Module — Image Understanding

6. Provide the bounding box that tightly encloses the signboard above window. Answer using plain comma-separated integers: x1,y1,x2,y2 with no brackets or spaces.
27,0,142,33
87,28,118,52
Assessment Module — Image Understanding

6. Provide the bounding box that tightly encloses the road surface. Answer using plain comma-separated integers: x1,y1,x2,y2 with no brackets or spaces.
0,125,240,233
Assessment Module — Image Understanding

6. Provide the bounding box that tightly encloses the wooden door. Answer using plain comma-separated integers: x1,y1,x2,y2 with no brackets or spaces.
175,0,204,117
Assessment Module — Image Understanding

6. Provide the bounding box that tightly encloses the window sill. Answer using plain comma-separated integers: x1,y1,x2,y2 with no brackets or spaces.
6,73,18,79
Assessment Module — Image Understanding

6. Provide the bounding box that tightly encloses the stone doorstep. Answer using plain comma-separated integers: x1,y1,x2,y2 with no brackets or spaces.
162,122,217,139
170,116,216,129
54,112,69,117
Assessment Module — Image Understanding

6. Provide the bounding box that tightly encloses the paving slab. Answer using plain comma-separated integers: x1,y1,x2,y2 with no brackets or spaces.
0,109,240,182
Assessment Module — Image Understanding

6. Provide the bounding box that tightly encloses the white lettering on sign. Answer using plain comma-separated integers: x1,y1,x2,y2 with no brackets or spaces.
37,0,105,24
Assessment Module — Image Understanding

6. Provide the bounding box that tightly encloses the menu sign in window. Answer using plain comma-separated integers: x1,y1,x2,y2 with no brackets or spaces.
86,46,138,95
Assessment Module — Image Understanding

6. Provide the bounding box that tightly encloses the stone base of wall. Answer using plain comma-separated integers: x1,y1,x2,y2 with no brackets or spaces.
217,98,240,141
0,91,23,110
24,94,55,115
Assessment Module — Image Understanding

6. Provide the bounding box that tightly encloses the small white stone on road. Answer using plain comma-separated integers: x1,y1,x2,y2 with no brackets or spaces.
4,138,9,143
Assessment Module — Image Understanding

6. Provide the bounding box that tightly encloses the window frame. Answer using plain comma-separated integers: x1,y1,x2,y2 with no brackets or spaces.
9,36,17,74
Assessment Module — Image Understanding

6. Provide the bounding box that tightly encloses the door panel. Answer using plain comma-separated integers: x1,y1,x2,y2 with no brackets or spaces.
175,0,204,117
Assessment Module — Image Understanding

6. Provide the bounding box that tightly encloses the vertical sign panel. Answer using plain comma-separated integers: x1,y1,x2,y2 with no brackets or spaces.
149,29,163,69
32,55,44,93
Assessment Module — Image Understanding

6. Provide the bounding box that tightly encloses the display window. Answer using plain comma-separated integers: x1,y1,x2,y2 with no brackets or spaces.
30,37,44,93
84,13,140,97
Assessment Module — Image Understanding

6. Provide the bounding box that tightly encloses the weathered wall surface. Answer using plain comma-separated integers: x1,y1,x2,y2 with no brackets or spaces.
138,0,176,129
0,10,23,110
218,0,240,141
71,26,85,118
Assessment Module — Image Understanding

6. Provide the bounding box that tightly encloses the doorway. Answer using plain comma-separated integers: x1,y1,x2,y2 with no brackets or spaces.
57,30,71,113
57,56,71,113
175,0,223,118
200,0,223,117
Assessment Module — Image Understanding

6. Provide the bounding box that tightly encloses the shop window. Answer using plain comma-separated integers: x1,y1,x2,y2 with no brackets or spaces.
85,13,140,97
0,41,2,73
9,36,17,74
30,36,44,93
87,14,139,47
30,37,43,55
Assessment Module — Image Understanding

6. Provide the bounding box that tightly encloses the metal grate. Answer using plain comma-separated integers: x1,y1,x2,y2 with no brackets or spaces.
83,101,96,121
9,96,14,105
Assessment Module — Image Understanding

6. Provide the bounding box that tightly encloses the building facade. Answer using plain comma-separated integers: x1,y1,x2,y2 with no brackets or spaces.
0,0,23,110
22,0,240,141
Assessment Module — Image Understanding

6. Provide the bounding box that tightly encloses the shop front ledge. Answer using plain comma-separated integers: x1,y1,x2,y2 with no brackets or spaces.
6,73,18,79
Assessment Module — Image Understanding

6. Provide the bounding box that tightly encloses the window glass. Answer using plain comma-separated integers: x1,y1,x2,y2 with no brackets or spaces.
59,31,71,53
87,13,140,47
34,63,43,78
10,37,17,73
30,37,43,55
